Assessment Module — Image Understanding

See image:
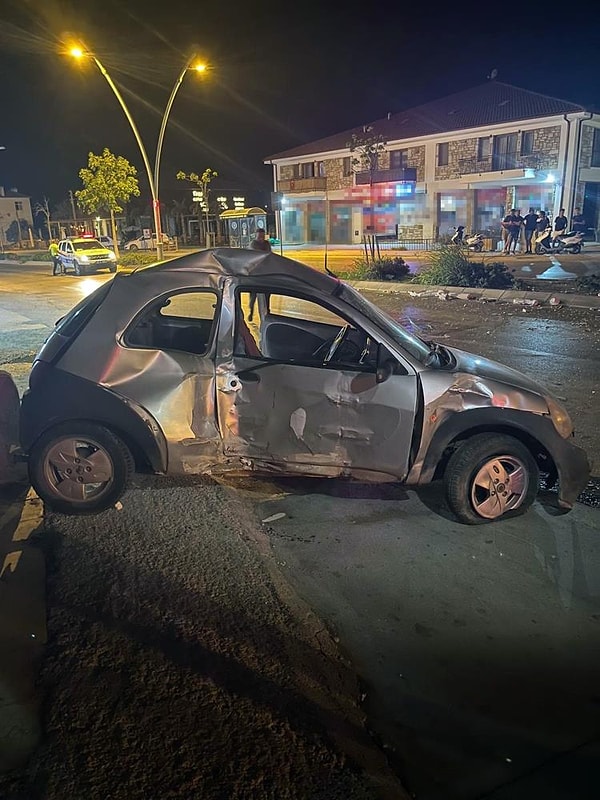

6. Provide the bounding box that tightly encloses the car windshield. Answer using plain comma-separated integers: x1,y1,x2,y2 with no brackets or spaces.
340,283,431,362
73,240,104,250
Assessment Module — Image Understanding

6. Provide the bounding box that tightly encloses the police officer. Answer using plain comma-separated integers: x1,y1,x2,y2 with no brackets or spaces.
48,240,61,275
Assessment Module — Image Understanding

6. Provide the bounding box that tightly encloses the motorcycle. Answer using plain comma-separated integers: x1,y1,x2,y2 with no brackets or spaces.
450,226,484,252
534,228,584,255
554,229,584,254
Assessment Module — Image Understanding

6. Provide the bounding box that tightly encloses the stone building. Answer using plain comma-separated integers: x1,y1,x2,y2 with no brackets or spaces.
265,82,600,244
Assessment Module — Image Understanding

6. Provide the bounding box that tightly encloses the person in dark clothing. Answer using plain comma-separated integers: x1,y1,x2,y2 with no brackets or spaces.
523,207,538,254
248,228,271,321
552,209,568,240
250,227,272,253
502,209,521,254
571,208,586,235
536,211,550,233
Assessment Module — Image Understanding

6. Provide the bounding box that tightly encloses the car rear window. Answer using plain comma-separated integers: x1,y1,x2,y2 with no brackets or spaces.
55,281,113,338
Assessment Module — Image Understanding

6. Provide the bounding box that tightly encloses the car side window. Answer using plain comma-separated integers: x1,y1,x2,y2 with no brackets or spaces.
234,290,379,371
125,290,219,356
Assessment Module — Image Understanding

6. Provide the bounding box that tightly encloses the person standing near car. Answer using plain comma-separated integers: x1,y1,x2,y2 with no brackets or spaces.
552,209,568,240
48,240,61,275
523,207,538,254
248,228,272,321
571,207,586,235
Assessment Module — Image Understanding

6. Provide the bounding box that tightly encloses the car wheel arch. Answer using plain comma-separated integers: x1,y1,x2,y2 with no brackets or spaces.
20,372,169,475
412,409,555,485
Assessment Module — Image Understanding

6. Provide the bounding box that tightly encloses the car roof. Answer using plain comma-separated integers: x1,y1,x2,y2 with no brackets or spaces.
133,247,341,294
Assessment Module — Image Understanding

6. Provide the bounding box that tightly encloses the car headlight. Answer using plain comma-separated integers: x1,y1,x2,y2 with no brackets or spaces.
80,255,90,262
546,395,573,438
107,251,116,260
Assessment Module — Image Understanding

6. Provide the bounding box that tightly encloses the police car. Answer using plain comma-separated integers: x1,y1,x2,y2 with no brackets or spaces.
58,236,117,275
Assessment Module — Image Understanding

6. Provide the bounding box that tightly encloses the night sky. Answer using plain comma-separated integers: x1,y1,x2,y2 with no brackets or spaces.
1,0,598,210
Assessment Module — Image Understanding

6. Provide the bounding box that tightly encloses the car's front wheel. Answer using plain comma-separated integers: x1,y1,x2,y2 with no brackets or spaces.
29,422,133,514
444,433,539,524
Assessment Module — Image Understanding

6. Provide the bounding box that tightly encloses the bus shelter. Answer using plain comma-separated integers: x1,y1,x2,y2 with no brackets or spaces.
220,208,267,248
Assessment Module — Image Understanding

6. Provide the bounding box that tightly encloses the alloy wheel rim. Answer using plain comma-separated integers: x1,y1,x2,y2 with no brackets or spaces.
43,436,114,503
470,455,529,519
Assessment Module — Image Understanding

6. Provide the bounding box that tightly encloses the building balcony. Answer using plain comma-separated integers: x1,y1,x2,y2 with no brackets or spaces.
355,167,418,185
459,154,542,175
277,177,327,192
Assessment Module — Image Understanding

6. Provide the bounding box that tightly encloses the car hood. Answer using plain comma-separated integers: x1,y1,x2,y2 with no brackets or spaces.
447,345,549,397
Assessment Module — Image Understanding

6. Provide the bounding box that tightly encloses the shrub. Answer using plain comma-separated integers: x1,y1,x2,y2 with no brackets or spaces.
575,274,600,295
117,251,159,267
415,245,515,289
349,256,410,281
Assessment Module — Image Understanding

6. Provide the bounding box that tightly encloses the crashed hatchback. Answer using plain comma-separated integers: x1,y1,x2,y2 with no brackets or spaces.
18,248,589,523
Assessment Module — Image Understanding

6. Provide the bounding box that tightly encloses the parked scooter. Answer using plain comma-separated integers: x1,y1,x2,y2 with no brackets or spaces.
534,228,584,255
450,226,484,252
554,229,584,254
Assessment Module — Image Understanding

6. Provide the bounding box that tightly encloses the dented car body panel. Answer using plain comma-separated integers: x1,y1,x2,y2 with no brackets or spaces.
18,248,589,508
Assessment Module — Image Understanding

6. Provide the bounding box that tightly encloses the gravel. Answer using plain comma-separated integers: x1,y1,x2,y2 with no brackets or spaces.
0,476,401,800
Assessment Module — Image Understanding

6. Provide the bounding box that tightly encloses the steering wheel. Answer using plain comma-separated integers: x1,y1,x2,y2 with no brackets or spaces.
324,324,351,363
312,325,350,363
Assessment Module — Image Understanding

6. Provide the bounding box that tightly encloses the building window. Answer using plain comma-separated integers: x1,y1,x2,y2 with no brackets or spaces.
342,156,353,176
521,130,535,156
592,129,600,167
316,161,326,178
437,143,449,167
299,162,315,179
14,201,23,211
477,137,491,161
390,149,408,169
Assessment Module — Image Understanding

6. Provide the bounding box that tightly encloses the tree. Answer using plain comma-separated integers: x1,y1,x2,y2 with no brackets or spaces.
171,198,191,243
176,169,218,247
34,197,52,242
76,148,140,257
347,126,387,252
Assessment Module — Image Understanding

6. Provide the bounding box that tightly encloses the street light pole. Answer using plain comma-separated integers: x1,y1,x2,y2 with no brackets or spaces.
87,54,163,260
155,57,203,220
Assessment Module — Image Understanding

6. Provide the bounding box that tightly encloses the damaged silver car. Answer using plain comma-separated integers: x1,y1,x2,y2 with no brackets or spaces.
16,248,589,523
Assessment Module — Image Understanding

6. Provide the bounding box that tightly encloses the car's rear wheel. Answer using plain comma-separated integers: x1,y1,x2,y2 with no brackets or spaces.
129,244,138,251
29,422,133,514
444,433,539,524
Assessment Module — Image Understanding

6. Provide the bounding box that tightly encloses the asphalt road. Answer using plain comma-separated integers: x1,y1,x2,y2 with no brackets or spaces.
1,260,599,800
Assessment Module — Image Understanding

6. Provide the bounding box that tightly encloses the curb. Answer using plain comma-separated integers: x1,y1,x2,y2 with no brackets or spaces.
348,280,600,310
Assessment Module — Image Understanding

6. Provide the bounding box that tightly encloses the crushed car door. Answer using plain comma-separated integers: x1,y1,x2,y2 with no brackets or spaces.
215,284,419,480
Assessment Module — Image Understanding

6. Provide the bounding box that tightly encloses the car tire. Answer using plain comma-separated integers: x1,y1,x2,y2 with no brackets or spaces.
444,433,539,525
109,263,117,273
29,422,134,515
129,244,138,251
73,260,83,276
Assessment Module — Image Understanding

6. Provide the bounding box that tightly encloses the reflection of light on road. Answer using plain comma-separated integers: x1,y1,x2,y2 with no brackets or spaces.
77,278,104,297
536,256,577,281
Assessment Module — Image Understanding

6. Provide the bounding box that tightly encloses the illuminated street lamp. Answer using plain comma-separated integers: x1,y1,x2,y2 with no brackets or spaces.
68,45,206,260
